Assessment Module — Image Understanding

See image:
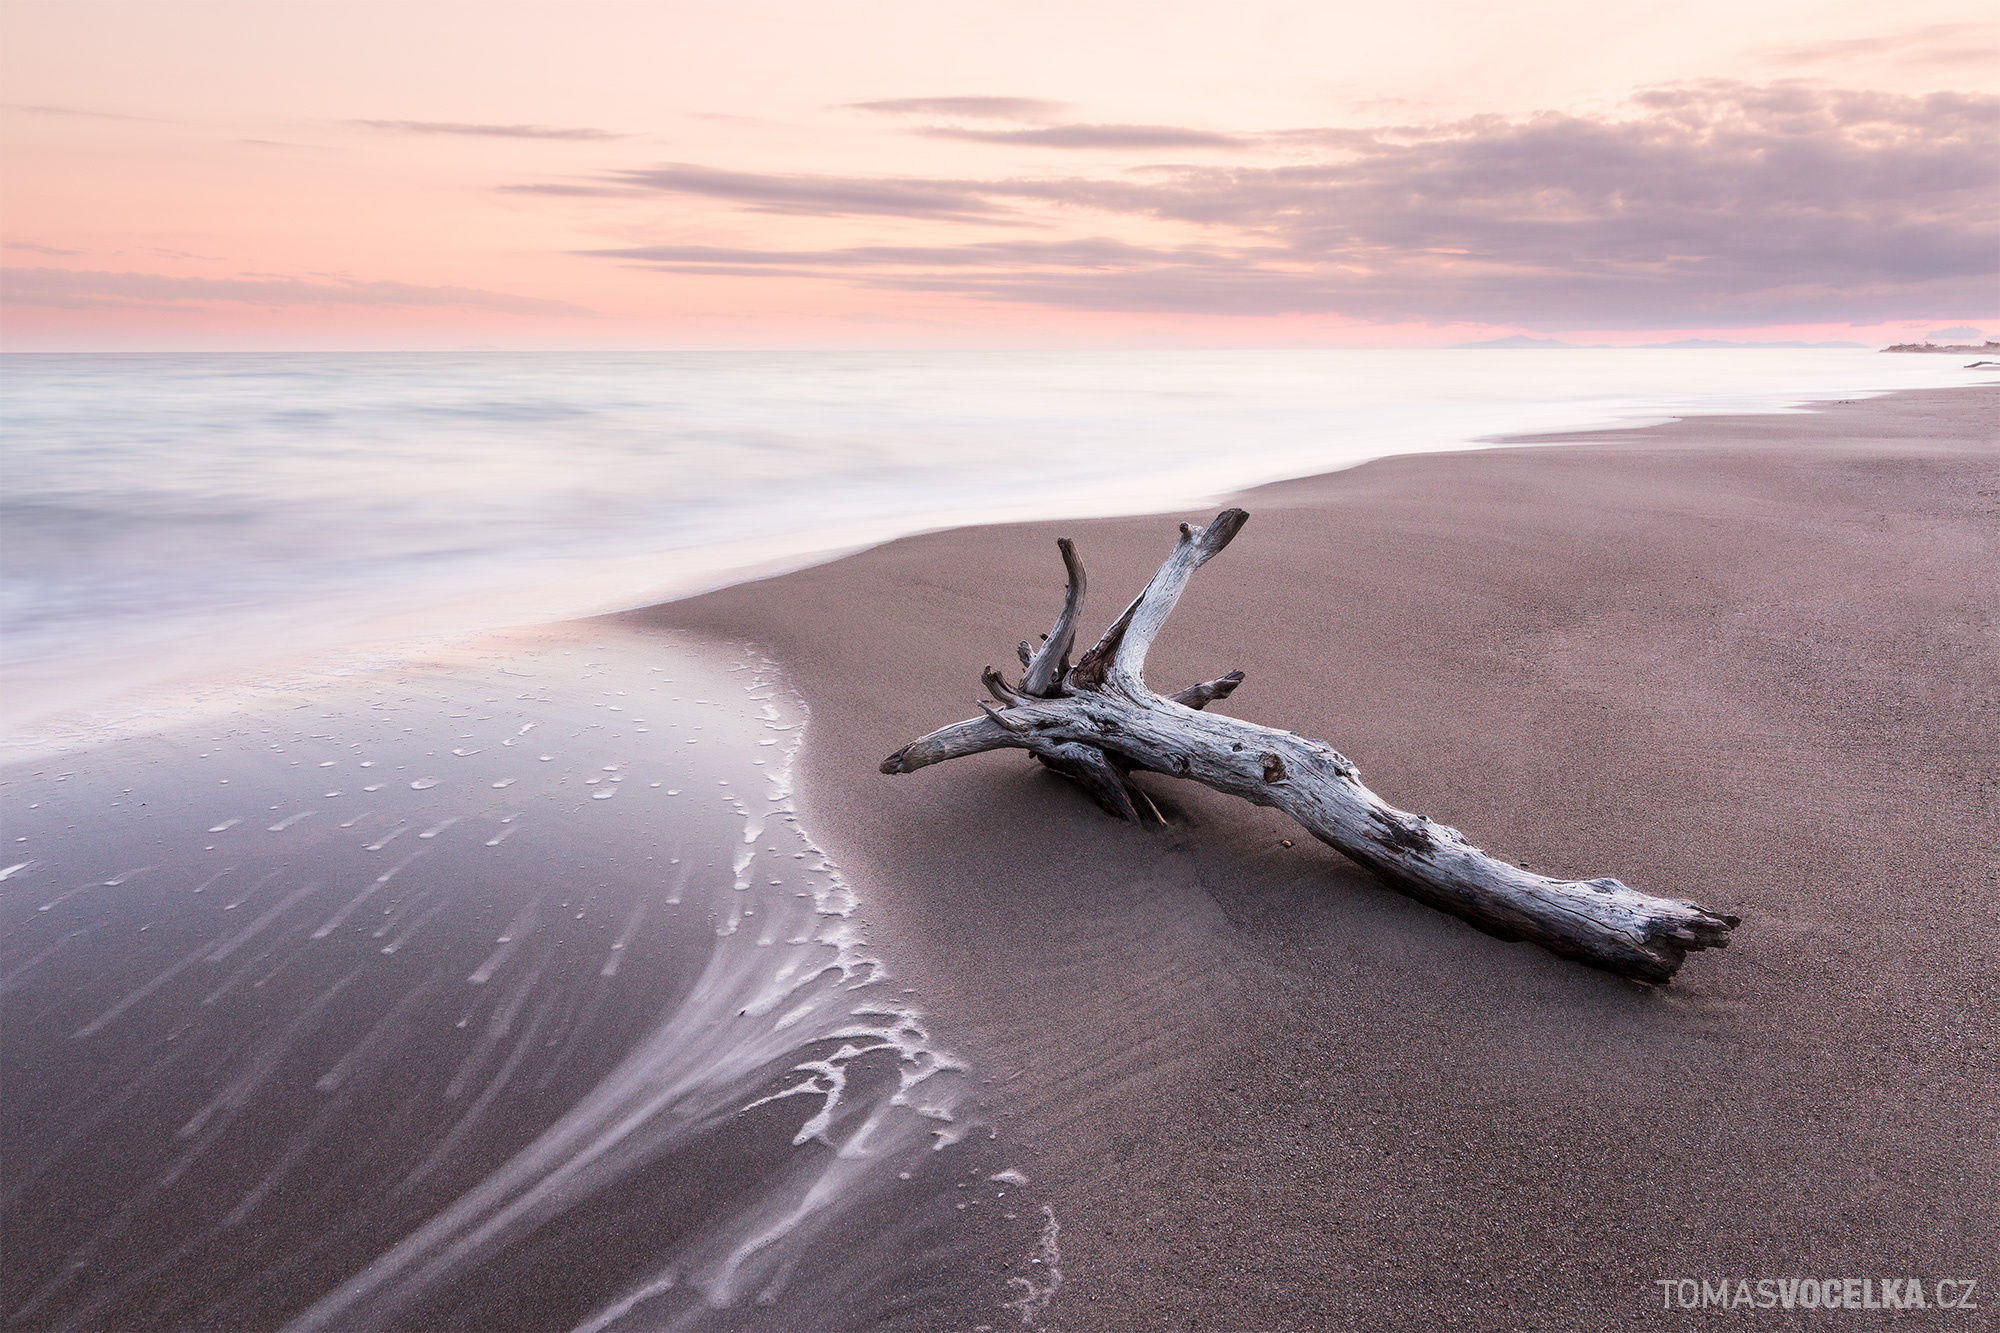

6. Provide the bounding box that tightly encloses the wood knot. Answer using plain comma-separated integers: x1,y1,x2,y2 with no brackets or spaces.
1260,753,1287,783
1371,810,1432,852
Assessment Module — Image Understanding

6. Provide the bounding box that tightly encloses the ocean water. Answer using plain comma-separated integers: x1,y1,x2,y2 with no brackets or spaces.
1,348,1987,743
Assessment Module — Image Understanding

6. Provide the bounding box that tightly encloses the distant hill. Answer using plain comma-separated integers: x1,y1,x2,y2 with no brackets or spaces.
1639,338,1867,349
1881,341,2000,354
1450,334,1573,348
1450,335,1869,350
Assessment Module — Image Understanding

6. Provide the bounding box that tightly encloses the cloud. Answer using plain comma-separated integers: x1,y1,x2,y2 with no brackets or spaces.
593,163,1008,220
1759,21,1999,71
351,119,626,140
1925,326,1987,340
554,81,1997,327
849,95,1247,150
4,241,81,256
1,101,166,122
1,267,591,315
920,123,1247,150
845,97,1067,120
584,238,1211,269
497,182,635,198
237,138,336,151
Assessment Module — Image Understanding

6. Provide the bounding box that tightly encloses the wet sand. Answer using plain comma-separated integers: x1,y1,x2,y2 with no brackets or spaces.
638,384,1999,1329
2,631,1042,1330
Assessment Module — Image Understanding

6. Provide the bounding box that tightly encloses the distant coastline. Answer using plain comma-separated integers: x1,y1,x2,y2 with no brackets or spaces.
1880,340,2000,354
1450,333,2000,353
1452,333,1868,349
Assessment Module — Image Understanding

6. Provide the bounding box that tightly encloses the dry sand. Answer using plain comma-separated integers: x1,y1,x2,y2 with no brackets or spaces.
635,384,1999,1329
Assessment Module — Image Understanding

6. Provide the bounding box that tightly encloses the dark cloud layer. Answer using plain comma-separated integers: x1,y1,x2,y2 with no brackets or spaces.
353,119,626,140
1,267,589,315
556,81,1996,327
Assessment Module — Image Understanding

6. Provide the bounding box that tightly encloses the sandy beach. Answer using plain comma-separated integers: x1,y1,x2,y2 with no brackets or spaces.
9,0,1995,1323
4,384,1995,1330
638,383,1999,1328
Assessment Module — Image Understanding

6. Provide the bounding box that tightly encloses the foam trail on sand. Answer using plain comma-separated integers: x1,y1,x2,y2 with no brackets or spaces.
309,853,420,939
289,653,992,1331
1003,1204,1064,1326
207,881,323,962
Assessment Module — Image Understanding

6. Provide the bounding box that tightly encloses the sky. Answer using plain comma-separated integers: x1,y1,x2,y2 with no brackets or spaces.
1,0,1994,349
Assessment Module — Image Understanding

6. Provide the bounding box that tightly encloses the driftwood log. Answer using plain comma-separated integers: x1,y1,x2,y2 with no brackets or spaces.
881,509,1738,983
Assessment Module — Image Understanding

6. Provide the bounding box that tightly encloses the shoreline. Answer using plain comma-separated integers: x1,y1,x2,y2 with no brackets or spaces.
634,382,1998,1329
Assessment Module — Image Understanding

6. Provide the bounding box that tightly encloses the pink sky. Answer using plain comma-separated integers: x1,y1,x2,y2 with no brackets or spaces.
2,0,1994,349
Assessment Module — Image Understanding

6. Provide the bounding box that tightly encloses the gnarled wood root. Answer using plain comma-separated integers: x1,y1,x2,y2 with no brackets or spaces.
881,509,1738,984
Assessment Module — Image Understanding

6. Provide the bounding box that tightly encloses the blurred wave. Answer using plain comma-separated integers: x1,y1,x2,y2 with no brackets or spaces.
2,348,1985,739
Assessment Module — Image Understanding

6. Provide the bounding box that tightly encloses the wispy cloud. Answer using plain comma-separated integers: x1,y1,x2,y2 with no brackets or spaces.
350,119,628,140
237,138,336,151
920,123,1247,150
497,182,636,198
584,238,1208,269
850,95,1245,150
845,96,1067,120
2,101,168,122
558,82,1997,328
4,241,82,257
591,163,1009,220
2,267,591,315
1759,21,1999,71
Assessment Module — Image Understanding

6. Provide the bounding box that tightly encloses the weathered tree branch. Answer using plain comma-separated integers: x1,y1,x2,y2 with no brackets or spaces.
1169,670,1244,710
1019,537,1086,697
881,509,1739,983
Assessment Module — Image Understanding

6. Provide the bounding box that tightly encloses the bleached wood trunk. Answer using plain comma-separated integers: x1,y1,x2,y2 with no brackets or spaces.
881,509,1737,984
